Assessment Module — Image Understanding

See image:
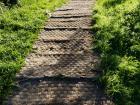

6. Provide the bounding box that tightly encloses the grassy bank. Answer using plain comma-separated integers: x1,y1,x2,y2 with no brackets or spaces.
93,0,140,105
0,0,66,103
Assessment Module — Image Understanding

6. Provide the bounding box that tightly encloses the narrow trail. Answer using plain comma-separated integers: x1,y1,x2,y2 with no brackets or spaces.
6,0,113,105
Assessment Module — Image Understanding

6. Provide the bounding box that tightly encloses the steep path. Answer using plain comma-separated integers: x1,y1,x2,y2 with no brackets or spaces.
6,0,113,104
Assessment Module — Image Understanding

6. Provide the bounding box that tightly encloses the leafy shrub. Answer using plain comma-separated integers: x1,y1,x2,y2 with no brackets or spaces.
93,0,140,104
102,56,140,105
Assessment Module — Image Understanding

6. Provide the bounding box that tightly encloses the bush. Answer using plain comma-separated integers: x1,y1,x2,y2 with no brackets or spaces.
93,0,140,104
102,56,140,105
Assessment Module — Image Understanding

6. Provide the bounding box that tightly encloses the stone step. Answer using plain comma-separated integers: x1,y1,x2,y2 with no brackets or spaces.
55,8,92,14
50,14,92,18
56,7,91,10
6,77,112,105
66,3,91,5
52,13,91,17
46,17,91,28
44,27,92,30
40,29,93,40
17,53,100,78
48,17,92,22
32,39,92,55
62,3,92,7
60,6,92,10
56,8,91,11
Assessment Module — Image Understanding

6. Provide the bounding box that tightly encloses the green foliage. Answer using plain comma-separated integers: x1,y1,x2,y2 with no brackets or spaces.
102,56,140,105
93,0,140,104
0,0,66,103
0,0,18,5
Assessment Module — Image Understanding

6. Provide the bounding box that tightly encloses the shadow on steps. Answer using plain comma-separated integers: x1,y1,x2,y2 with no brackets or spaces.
5,76,112,105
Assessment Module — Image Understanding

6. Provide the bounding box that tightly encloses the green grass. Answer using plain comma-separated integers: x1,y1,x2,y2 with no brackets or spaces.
93,0,140,105
0,0,66,103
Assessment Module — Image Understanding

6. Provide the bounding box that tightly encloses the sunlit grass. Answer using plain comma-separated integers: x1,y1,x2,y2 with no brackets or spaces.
0,0,66,103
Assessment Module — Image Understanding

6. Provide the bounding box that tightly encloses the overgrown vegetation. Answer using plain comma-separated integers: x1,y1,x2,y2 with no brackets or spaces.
0,0,18,6
0,0,66,103
93,0,140,105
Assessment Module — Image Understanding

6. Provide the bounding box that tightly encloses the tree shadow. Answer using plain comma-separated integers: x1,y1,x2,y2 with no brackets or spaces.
17,28,100,78
6,76,112,105
5,27,111,104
